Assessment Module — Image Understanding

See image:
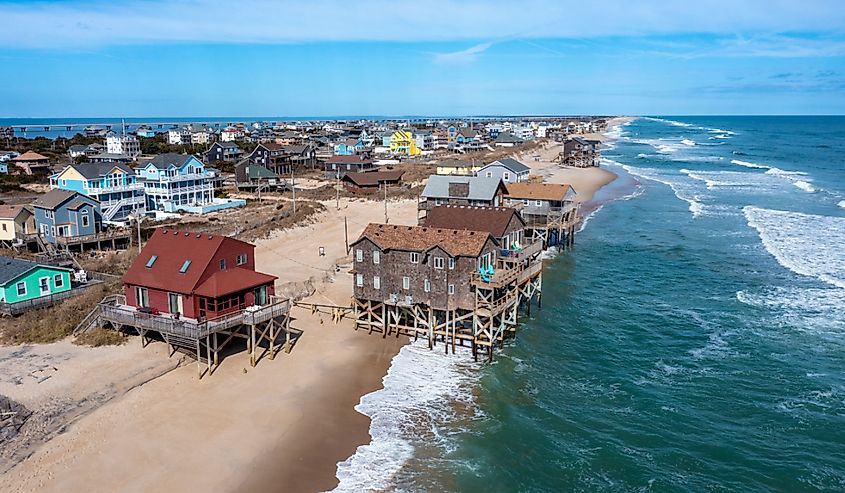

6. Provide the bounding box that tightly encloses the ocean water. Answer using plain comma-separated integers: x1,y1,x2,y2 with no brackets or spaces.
334,117,845,492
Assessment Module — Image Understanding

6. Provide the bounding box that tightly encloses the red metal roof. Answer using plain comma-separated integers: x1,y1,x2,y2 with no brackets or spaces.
194,268,277,298
123,228,274,297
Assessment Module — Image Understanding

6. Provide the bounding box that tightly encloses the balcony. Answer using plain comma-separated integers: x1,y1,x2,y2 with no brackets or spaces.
90,182,145,194
498,239,543,262
98,295,291,339
155,172,216,183
471,264,520,288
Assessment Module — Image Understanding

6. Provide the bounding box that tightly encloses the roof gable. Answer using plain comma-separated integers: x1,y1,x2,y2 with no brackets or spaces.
424,205,524,238
505,182,574,201
485,158,530,173
355,223,496,258
421,175,505,201
123,228,254,295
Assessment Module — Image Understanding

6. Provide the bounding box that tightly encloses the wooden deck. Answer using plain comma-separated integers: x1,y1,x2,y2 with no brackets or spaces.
82,295,293,378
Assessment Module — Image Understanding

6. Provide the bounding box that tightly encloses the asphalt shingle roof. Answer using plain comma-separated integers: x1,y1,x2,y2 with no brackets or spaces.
421,175,504,201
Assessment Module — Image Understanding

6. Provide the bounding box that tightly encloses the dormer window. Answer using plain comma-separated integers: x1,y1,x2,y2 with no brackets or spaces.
219,259,226,271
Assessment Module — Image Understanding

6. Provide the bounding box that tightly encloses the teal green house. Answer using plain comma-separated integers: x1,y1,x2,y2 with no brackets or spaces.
0,256,73,309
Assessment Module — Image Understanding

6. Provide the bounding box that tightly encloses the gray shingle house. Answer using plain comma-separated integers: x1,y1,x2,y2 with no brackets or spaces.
478,158,530,184
32,189,102,245
418,175,507,223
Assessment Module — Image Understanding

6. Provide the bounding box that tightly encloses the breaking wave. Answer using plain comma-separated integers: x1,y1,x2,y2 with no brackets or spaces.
333,341,479,492
743,207,845,289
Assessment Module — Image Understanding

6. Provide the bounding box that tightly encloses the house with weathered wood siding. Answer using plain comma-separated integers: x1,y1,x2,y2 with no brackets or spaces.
418,175,507,223
351,224,499,311
423,205,527,252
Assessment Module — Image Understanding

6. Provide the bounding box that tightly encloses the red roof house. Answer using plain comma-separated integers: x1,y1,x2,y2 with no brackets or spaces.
123,228,277,320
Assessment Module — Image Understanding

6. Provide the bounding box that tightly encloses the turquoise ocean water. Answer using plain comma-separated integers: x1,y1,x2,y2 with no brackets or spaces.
334,117,845,492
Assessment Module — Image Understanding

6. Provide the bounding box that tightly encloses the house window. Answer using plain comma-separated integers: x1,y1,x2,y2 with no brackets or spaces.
410,252,420,264
434,257,444,269
523,199,529,206
219,259,226,270
16,281,26,297
179,260,192,273
448,284,455,295
373,251,380,264
237,254,247,265
373,276,381,289
503,172,510,181
356,274,363,287
1,224,5,231
54,274,64,288
535,200,543,206
146,255,158,268
424,279,430,292
356,249,363,262
81,212,90,228
486,172,492,178
448,258,455,269
402,276,410,290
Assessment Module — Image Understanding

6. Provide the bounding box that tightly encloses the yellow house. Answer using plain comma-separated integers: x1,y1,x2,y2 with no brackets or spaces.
0,205,35,243
436,160,482,176
389,130,421,156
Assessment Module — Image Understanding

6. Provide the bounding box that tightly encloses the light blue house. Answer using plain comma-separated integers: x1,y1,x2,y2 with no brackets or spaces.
478,158,531,184
138,153,244,214
50,162,146,222
32,189,102,245
333,140,357,156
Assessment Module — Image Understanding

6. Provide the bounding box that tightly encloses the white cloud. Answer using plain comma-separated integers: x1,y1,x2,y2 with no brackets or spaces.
433,42,494,64
1,0,845,49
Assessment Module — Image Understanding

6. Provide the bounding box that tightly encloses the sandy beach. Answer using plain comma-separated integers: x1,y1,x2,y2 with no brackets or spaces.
0,119,632,493
0,198,416,493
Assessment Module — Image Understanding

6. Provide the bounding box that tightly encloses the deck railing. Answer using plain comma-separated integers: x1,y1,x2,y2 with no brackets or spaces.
498,239,543,262
0,282,101,316
55,229,131,246
98,296,290,339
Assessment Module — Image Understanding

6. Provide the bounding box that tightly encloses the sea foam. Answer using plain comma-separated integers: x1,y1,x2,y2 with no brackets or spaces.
743,207,845,289
332,341,479,492
731,159,770,169
621,164,705,217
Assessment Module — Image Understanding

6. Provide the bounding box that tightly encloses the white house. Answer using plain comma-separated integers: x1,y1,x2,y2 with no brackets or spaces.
105,135,141,158
167,128,191,145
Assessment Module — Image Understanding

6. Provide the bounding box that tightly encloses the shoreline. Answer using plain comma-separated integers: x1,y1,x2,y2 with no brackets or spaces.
0,199,417,493
320,117,637,490
0,117,635,493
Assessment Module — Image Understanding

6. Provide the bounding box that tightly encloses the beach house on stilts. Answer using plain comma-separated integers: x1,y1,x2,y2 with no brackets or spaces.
76,228,292,378
349,223,542,361
503,182,579,249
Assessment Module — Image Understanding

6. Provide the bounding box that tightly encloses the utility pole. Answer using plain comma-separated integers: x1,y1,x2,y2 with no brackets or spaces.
135,214,142,254
291,165,296,215
335,171,340,210
344,216,349,254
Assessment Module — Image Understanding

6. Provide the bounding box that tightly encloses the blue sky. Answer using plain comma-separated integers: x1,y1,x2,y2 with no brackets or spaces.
1,0,845,117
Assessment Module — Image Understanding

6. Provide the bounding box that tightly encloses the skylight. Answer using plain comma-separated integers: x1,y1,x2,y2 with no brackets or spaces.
179,260,192,273
145,255,158,268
